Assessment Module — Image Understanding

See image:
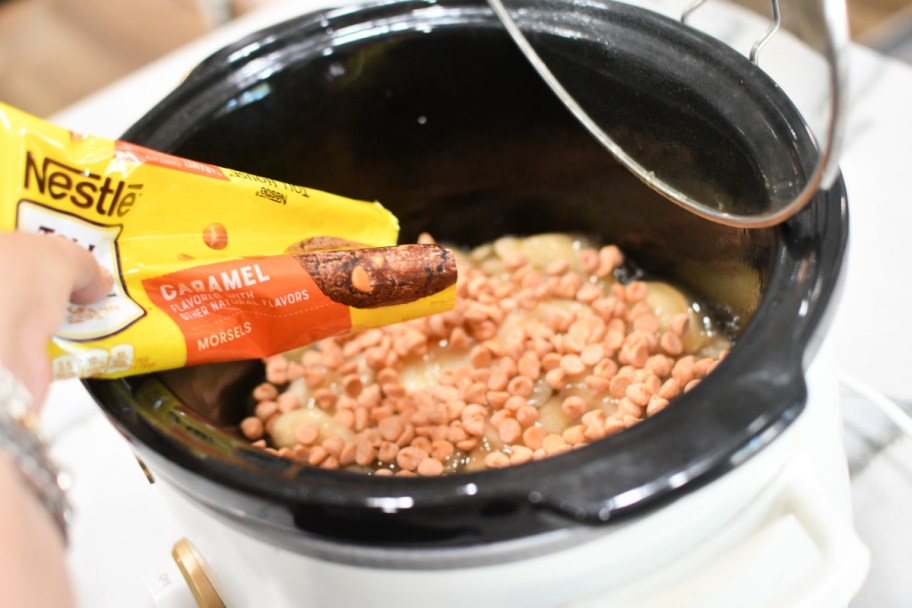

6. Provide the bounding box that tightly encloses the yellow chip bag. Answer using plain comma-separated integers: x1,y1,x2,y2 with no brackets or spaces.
0,102,457,379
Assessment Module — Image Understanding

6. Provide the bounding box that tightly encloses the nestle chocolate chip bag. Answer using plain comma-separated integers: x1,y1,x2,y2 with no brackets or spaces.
0,102,456,379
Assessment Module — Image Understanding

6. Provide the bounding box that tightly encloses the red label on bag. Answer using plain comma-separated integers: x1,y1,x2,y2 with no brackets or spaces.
115,140,229,180
143,256,351,365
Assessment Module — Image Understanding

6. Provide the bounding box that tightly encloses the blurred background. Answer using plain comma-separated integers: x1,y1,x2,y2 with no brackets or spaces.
0,0,910,119
0,0,274,117
0,0,910,118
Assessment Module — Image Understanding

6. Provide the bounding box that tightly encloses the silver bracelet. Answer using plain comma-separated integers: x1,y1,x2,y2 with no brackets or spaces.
0,366,70,542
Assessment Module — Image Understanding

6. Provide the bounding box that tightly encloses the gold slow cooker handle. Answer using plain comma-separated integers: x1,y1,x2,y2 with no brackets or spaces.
487,0,850,228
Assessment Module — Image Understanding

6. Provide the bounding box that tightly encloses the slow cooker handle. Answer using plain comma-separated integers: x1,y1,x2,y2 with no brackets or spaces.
561,456,869,606
769,460,870,605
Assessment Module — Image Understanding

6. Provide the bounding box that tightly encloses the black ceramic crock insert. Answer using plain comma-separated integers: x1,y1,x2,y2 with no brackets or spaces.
84,0,847,554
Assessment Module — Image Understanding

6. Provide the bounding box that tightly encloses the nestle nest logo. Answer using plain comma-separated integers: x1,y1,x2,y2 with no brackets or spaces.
23,151,143,218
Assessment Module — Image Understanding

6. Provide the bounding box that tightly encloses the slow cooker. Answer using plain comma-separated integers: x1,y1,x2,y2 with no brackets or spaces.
83,0,869,605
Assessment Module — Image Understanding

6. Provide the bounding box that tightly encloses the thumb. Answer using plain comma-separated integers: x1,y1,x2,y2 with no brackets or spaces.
68,248,114,305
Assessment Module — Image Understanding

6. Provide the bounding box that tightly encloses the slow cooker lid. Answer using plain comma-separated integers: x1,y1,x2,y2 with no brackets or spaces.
487,0,849,228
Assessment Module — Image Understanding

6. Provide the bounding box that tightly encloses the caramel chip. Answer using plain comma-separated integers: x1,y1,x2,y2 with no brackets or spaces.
351,265,372,293
203,222,228,250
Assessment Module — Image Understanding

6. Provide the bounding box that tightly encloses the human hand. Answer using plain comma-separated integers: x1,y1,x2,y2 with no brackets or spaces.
0,232,112,410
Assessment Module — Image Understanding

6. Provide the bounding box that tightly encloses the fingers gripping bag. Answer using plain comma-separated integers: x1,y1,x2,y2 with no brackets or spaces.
0,102,457,379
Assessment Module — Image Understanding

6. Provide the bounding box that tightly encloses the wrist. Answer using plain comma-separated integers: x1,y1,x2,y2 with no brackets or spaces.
0,365,70,542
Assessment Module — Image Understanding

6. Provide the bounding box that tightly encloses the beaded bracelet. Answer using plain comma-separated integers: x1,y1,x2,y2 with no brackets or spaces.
0,366,70,542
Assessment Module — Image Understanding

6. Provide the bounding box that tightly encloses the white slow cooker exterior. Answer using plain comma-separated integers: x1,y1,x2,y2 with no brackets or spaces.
38,0,912,604
148,337,869,608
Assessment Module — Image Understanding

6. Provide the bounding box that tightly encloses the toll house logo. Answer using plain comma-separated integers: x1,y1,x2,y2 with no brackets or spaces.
23,151,142,218
16,200,145,341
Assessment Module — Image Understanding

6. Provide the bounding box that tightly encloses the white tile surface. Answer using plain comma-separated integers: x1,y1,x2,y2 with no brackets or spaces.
850,434,912,607
829,48,912,404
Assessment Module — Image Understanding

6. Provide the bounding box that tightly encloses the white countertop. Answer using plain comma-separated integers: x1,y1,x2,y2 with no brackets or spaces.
37,1,912,606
